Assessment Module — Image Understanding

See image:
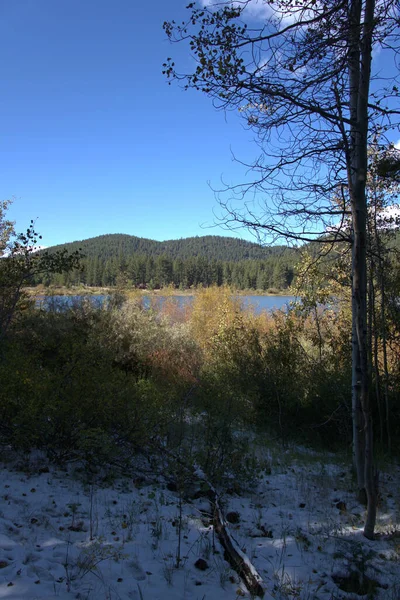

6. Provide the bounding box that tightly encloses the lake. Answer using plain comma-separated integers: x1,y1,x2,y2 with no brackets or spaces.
37,294,297,315
142,294,297,314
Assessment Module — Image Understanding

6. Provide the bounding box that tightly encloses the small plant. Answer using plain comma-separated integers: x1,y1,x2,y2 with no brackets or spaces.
88,485,98,541
272,568,304,599
106,499,139,542
76,539,126,580
162,557,175,586
121,501,139,542
66,501,81,531
198,532,213,560
151,518,163,542
63,539,74,593
216,557,232,590
252,506,264,531
295,528,312,552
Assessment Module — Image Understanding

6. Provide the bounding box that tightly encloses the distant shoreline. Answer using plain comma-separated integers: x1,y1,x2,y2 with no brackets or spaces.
24,285,292,298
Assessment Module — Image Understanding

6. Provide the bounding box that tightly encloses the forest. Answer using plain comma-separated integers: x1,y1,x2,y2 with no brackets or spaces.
35,233,297,290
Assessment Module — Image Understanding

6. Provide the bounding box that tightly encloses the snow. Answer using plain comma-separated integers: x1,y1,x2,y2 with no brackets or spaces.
0,444,399,600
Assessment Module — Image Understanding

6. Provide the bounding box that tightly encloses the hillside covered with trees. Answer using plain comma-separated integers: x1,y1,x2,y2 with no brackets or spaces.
37,233,298,290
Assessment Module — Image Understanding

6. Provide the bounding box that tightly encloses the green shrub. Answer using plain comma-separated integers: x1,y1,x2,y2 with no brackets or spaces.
0,305,177,464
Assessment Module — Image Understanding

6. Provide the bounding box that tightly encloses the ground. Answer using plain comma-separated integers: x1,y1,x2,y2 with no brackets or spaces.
0,444,399,600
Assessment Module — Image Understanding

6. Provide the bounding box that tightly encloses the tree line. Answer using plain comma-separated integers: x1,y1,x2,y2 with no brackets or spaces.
34,233,297,290
44,233,291,262
39,252,295,290
35,230,399,292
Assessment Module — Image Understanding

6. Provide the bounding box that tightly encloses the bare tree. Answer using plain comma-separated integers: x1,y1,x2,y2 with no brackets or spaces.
163,0,400,538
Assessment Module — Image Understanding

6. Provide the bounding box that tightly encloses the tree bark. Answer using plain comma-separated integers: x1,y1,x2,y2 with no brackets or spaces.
351,282,366,500
348,0,378,539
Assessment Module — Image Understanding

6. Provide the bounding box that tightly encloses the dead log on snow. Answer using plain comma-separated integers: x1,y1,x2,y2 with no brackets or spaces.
156,447,266,597
211,491,265,598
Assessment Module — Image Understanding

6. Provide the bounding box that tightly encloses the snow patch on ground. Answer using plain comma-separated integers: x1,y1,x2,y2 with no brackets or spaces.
0,445,399,599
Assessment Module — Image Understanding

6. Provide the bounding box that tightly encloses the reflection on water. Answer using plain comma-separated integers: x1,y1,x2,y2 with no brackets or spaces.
36,294,297,315
36,295,107,311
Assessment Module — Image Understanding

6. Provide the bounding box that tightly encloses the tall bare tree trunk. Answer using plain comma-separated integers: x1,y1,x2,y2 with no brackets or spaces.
351,267,366,497
349,0,377,539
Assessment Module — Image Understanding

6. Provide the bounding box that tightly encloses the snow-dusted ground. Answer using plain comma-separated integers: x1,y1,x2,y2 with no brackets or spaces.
0,444,399,600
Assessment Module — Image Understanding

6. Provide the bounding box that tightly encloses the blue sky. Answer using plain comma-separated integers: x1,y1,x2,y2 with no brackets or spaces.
1,1,399,248
1,0,257,247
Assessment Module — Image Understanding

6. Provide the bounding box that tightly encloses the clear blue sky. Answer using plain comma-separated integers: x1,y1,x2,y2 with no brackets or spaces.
1,1,398,248
0,0,257,247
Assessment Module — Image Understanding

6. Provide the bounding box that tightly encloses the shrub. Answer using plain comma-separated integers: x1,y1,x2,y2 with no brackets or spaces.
0,304,177,464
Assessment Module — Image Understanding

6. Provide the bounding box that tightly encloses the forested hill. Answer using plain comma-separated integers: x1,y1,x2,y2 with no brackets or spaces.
45,233,290,262
38,233,298,290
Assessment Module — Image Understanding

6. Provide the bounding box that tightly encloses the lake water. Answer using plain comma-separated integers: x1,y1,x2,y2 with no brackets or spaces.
37,294,297,315
142,295,297,314
240,295,297,313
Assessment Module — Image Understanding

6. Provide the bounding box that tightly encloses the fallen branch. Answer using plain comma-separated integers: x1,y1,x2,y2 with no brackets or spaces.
156,446,266,597
211,490,265,598
191,465,265,598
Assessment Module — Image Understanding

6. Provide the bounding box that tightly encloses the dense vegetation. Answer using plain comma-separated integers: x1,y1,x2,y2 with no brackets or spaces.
1,284,399,474
35,233,297,290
